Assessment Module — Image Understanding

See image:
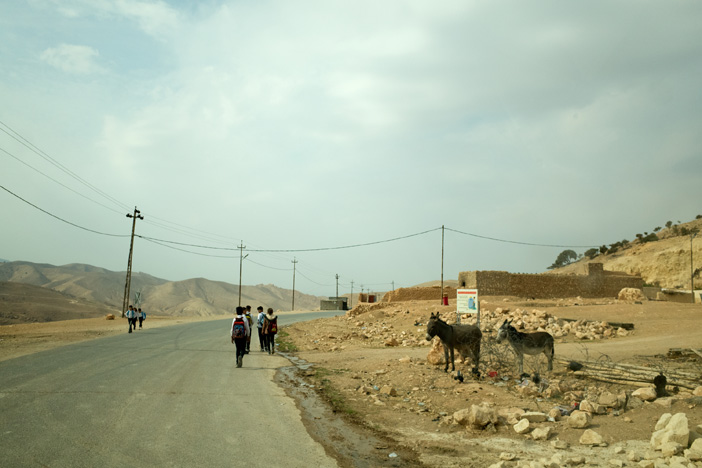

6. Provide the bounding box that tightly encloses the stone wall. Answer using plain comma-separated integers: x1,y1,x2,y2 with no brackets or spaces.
458,263,642,299
382,286,458,302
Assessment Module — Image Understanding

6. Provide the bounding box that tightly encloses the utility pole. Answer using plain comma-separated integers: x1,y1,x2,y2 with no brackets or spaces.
692,232,698,304
238,242,247,307
350,280,354,308
440,224,445,305
121,207,143,317
335,274,339,298
291,257,298,311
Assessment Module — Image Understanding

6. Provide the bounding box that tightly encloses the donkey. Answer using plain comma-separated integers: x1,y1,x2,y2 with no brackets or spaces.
426,312,482,374
496,319,554,375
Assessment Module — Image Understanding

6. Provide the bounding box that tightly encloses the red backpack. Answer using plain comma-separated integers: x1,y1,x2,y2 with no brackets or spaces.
268,317,277,334
232,317,246,339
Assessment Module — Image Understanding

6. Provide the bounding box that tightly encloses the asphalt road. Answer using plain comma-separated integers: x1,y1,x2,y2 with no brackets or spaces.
0,311,344,468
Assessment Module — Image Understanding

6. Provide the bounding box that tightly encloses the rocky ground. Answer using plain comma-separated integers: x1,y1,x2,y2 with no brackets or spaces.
280,295,702,467
3,295,702,467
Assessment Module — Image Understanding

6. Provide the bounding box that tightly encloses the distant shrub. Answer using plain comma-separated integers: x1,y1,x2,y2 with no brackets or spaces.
642,233,659,243
666,221,673,229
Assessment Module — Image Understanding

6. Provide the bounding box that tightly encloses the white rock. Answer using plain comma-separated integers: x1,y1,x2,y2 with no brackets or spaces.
532,426,552,441
633,387,658,402
568,410,592,429
579,429,604,445
514,418,531,434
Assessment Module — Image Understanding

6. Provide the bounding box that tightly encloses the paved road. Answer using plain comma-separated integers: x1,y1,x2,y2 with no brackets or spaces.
0,311,344,468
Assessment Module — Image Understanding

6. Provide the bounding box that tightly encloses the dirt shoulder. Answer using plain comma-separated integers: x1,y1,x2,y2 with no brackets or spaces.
0,315,220,362
280,297,702,467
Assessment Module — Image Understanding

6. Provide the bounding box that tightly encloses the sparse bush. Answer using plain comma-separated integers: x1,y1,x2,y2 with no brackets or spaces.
599,245,608,255
666,221,673,228
642,233,659,243
696,215,701,219
654,227,662,232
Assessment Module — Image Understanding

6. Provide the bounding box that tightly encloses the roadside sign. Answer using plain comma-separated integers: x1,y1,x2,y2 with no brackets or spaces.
457,289,480,326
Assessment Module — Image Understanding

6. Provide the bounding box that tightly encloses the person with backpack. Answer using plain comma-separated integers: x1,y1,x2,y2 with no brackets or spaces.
244,305,254,354
230,306,250,368
256,306,266,352
262,308,278,354
125,305,136,333
138,308,145,329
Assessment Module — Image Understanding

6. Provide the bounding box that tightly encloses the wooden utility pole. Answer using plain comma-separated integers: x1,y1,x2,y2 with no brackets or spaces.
121,207,143,317
291,257,298,311
238,242,247,307
335,274,339,298
350,280,354,308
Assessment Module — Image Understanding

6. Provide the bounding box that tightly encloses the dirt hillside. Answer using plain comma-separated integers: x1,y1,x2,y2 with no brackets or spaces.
550,218,702,289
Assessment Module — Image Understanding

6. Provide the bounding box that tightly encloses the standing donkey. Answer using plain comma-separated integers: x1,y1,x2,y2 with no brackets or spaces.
426,312,482,374
496,319,554,375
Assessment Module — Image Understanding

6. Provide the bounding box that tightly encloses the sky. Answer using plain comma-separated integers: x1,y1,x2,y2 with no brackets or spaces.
1,0,701,298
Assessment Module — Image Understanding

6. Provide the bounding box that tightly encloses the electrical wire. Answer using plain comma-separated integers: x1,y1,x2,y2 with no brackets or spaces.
445,227,598,248
1,184,128,238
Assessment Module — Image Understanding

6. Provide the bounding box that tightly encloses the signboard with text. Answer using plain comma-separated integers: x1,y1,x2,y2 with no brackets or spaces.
457,289,478,315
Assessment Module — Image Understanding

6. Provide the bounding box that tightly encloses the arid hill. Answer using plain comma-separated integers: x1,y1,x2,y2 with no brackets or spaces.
0,261,323,321
549,218,702,290
0,282,114,325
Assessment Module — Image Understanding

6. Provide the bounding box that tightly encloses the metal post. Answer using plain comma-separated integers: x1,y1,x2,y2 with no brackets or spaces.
440,225,445,305
238,242,247,307
291,257,297,311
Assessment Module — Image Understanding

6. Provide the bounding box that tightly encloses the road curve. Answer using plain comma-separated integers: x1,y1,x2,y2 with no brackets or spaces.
0,311,344,467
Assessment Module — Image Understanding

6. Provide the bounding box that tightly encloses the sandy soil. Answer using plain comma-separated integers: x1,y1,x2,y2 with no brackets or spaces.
281,297,702,467
0,315,216,362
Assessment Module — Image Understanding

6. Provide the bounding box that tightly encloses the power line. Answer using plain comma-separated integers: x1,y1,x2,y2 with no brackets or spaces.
444,227,598,249
1,184,128,238
0,120,129,212
1,145,125,215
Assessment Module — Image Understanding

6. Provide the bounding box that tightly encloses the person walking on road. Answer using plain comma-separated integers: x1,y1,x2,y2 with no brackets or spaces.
125,305,136,333
231,306,250,368
256,306,266,352
262,308,278,354
138,308,145,329
244,305,253,354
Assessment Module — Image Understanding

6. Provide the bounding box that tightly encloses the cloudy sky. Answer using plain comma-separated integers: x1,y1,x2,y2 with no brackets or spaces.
1,0,701,298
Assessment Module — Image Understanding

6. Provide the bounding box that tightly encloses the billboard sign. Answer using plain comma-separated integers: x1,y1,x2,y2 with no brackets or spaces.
457,289,478,315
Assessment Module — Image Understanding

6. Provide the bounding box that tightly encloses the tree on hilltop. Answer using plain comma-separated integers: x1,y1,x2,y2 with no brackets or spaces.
547,249,578,270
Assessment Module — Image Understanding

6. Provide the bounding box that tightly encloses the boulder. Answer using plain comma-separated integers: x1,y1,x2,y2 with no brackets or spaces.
651,413,690,450
513,419,530,434
469,404,498,428
693,386,702,397
384,338,399,347
426,338,445,366
618,288,646,302
379,385,397,396
632,387,658,402
579,429,604,446
532,426,552,441
105,314,115,320
598,391,620,408
568,410,592,429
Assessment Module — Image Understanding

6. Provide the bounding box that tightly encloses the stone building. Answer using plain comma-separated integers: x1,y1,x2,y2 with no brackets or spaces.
457,263,642,299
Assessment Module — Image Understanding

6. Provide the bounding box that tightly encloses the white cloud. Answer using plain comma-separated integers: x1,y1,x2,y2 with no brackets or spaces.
40,44,104,74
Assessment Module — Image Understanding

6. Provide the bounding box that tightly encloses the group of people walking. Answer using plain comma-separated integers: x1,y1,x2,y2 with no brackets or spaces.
230,305,278,368
125,305,146,333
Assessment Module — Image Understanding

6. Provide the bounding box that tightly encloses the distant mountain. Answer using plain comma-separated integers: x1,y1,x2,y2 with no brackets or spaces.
0,282,114,325
0,261,324,317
